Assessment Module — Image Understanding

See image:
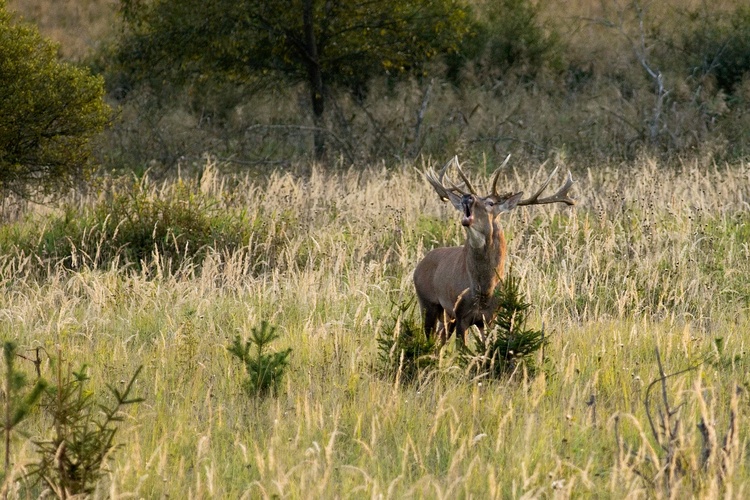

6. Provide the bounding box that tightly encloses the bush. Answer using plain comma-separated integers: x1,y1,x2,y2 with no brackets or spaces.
679,5,750,95
27,364,143,498
376,299,437,385
0,1,110,200
33,177,247,272
1,341,46,487
0,171,311,276
459,273,548,380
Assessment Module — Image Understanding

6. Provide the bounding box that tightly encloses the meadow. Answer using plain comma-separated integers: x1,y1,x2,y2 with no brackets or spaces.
0,156,748,498
3,0,750,496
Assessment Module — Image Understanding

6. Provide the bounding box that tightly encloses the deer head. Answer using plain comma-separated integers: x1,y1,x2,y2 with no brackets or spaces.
414,156,575,344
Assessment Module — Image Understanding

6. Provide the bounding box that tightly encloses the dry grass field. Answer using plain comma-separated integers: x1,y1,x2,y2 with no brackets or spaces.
3,0,750,497
0,156,748,497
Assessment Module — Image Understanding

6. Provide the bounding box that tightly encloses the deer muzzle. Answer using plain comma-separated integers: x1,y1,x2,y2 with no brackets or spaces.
461,194,475,227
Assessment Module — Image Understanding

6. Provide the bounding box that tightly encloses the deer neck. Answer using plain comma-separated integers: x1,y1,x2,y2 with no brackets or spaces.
464,222,506,298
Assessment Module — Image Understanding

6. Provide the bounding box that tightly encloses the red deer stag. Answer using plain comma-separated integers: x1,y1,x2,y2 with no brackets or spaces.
413,156,575,344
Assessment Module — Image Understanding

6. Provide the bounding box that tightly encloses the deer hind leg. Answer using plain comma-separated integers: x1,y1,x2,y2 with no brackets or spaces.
421,301,442,340
437,321,453,345
456,318,489,346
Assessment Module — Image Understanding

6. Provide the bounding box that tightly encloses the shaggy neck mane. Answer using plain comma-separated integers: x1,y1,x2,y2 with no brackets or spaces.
466,222,506,297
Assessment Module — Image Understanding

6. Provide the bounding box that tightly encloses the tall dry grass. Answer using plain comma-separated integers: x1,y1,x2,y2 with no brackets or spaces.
0,156,748,497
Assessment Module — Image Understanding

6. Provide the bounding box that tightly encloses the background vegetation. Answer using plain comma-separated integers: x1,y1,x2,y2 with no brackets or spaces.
8,0,750,174
1,0,749,497
0,0,109,199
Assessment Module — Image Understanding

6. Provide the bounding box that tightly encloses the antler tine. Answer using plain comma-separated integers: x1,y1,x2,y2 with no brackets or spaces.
490,153,512,197
453,158,478,195
517,167,577,206
436,156,454,182
426,156,465,202
425,167,452,202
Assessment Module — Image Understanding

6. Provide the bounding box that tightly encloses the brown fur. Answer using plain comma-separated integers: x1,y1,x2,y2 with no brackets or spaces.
414,192,520,344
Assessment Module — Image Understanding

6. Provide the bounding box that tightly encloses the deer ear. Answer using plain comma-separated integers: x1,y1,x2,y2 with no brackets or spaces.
493,191,523,214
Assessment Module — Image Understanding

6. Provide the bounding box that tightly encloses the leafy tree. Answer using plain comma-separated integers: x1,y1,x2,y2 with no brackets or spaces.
0,1,110,200
113,0,474,160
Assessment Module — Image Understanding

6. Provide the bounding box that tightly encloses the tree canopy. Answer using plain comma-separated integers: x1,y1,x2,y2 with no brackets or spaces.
0,0,110,199
114,0,474,159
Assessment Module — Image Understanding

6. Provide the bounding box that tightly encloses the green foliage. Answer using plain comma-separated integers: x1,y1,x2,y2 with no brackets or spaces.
228,321,292,398
0,162,746,496
0,173,315,276
75,179,243,270
678,5,750,95
1,342,47,483
460,273,548,380
376,299,436,385
24,178,246,272
0,0,110,200
110,0,473,158
472,0,561,78
27,364,144,498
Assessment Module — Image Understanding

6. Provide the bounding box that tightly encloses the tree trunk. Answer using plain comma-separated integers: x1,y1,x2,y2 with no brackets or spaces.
303,0,326,161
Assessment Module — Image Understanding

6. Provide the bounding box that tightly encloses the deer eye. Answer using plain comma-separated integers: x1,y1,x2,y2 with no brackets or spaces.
485,200,495,207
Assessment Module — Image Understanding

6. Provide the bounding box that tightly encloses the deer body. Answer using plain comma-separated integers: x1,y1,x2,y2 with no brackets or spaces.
414,157,575,344
414,198,514,343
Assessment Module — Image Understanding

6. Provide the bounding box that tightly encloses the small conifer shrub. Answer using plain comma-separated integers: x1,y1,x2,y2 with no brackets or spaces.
228,321,292,397
1,342,46,487
460,273,548,380
27,363,143,498
376,299,436,385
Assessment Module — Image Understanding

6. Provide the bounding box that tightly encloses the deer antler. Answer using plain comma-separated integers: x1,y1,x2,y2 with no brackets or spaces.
489,154,513,197
428,156,576,207
517,166,576,206
426,157,462,202
426,156,476,202
453,159,478,195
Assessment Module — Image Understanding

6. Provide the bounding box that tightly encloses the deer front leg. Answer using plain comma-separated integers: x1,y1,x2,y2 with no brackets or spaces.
437,322,447,345
437,311,457,345
455,315,480,347
421,301,441,339
476,324,487,344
